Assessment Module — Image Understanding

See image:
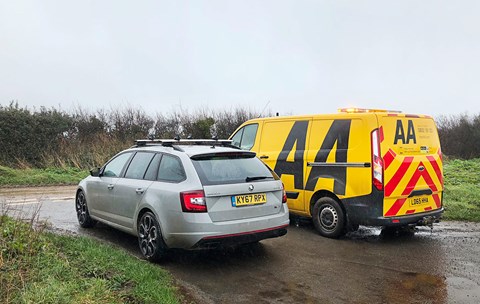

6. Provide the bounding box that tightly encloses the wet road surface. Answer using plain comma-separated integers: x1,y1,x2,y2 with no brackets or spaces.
1,186,479,303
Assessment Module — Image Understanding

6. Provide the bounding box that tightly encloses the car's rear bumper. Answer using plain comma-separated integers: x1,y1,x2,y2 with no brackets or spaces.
162,204,290,249
192,224,288,249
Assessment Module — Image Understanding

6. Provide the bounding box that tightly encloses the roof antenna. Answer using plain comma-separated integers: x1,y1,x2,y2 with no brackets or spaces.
258,100,271,118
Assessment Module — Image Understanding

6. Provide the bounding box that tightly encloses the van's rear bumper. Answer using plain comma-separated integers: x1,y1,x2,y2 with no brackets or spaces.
343,188,444,227
362,207,444,227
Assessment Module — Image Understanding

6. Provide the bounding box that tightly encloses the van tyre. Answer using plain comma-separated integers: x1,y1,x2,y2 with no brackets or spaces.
75,190,96,228
138,212,168,262
312,197,346,238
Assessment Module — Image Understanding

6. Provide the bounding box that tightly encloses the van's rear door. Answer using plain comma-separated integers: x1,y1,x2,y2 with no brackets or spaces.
378,114,443,218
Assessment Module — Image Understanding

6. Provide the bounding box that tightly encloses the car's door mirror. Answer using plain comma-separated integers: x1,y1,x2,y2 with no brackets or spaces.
90,167,101,177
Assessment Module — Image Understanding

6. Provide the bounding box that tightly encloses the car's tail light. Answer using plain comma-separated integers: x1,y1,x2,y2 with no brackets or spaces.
282,183,287,204
180,190,207,212
371,129,384,191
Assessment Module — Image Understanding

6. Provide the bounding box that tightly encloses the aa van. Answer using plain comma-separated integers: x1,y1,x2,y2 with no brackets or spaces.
229,108,444,238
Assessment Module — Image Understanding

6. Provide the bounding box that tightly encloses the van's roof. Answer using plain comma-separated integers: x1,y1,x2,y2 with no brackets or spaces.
246,112,433,123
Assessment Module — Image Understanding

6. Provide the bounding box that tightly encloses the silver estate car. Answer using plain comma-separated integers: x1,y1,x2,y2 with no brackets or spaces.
76,139,289,261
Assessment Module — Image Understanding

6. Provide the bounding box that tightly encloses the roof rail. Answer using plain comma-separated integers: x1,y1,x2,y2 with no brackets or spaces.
134,138,240,150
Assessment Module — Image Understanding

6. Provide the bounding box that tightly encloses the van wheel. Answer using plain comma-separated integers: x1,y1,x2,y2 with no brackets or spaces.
138,212,168,262
312,197,346,238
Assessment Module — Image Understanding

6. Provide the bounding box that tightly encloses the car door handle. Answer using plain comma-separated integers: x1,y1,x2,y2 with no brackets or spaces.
136,188,145,195
107,184,114,190
259,155,269,159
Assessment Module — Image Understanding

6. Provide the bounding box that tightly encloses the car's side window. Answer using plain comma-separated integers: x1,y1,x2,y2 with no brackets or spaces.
144,154,162,181
103,152,133,177
157,154,186,182
231,124,258,150
124,152,156,180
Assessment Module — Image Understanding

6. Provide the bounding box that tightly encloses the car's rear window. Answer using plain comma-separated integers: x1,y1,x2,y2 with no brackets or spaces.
191,153,278,185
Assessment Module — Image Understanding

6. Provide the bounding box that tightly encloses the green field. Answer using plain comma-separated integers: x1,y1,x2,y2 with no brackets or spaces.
442,158,480,222
0,166,89,186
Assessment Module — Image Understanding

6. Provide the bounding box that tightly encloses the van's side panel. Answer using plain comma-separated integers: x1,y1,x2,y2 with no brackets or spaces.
304,117,372,207
379,114,443,217
258,119,311,213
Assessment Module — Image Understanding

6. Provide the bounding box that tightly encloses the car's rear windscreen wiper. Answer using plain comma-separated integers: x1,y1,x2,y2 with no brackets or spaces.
245,176,273,182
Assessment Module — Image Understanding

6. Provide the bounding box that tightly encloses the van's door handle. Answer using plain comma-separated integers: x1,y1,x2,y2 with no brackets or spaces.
107,184,114,190
135,188,145,195
259,155,269,159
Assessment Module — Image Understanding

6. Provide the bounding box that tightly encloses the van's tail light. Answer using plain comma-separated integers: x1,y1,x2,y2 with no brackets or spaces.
282,183,287,204
180,190,207,212
371,129,384,191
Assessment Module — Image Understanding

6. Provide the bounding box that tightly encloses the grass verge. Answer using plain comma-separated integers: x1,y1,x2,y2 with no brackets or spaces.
442,158,480,222
0,215,180,303
0,166,88,187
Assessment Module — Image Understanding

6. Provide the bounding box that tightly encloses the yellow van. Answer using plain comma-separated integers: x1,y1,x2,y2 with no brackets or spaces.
229,108,444,238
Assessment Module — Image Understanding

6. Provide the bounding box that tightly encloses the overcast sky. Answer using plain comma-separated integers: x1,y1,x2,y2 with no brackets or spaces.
1,1,479,117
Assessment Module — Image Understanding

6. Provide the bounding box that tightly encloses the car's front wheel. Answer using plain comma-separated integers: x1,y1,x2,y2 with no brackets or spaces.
138,212,167,262
75,190,96,228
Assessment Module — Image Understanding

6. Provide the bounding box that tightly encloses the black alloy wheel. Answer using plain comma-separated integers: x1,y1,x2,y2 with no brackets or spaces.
138,212,167,262
75,190,96,228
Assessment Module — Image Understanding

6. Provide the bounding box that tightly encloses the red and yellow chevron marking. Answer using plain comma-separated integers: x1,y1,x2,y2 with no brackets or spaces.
382,149,443,217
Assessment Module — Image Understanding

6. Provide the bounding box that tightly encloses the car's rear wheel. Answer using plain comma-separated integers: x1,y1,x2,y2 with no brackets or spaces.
75,190,96,228
138,212,167,262
312,197,346,238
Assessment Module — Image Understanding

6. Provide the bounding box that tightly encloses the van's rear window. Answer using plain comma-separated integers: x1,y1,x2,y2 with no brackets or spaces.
191,154,278,185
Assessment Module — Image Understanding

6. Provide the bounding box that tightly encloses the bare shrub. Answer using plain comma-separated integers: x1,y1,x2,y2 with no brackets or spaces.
0,103,271,168
436,113,480,159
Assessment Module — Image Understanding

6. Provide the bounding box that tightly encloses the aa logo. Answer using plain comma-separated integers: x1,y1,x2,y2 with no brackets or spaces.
394,120,416,145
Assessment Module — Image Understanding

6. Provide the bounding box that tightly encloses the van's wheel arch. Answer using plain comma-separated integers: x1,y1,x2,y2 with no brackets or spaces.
312,196,346,238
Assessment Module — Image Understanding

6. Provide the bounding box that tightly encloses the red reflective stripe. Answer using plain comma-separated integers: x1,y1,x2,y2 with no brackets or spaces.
385,198,407,216
424,206,433,211
401,163,424,196
420,165,438,193
383,149,396,170
388,113,399,117
406,209,415,214
427,155,443,185
385,157,413,196
405,114,420,118
401,162,438,197
432,194,441,208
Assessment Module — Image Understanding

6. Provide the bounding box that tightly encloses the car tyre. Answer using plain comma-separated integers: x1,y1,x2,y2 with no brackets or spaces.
312,197,346,238
75,190,96,228
138,212,167,262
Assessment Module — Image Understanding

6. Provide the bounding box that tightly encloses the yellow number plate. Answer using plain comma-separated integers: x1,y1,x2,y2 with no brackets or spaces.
231,193,267,207
409,196,430,207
